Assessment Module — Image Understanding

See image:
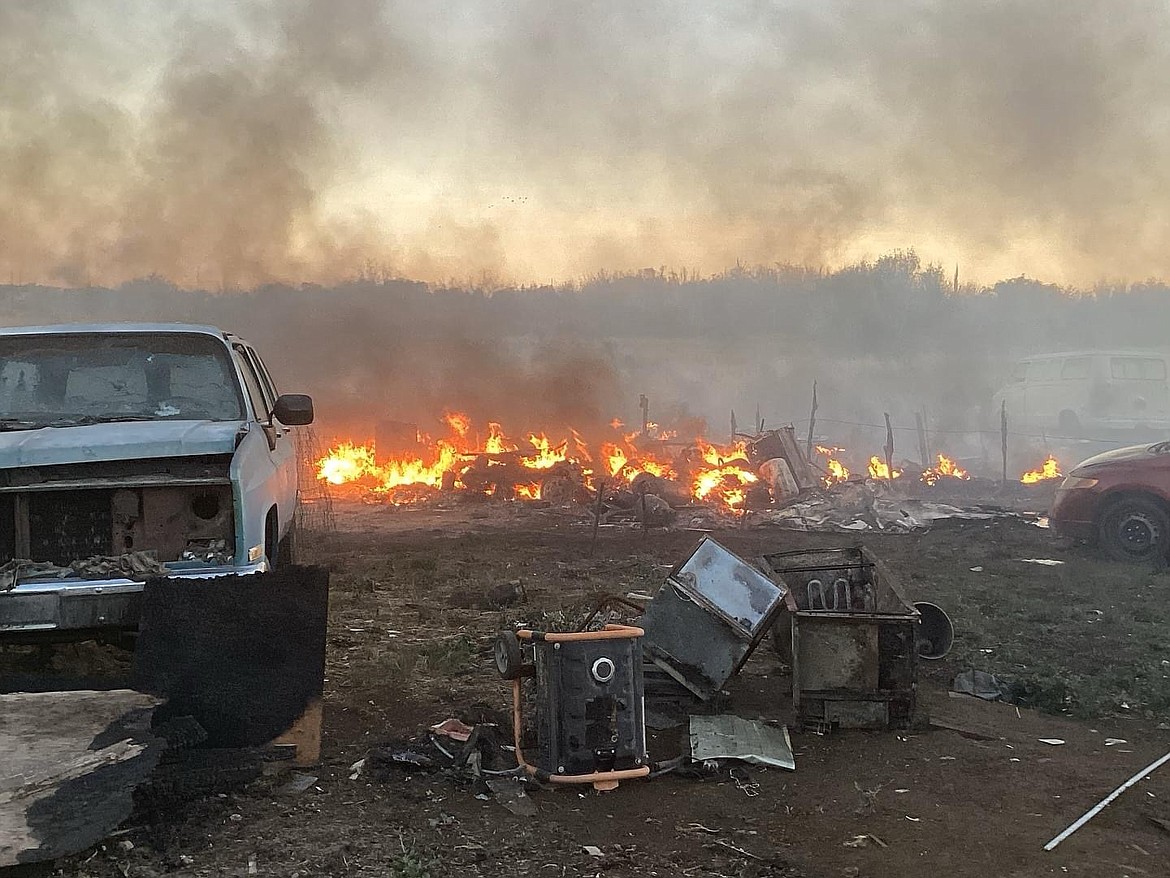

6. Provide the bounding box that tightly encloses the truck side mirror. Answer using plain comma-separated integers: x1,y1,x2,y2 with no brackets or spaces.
273,393,314,426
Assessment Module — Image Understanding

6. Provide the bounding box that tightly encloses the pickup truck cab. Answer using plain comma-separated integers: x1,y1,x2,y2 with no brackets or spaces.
0,323,313,640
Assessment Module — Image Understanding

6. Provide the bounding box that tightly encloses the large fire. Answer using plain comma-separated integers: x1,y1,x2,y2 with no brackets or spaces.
317,414,996,511
1021,454,1062,484
316,414,749,508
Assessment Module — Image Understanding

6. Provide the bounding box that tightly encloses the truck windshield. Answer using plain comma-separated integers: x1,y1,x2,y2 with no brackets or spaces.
0,332,244,425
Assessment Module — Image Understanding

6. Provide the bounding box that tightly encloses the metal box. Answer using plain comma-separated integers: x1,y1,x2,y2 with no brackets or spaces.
532,634,647,777
760,546,919,730
642,536,787,700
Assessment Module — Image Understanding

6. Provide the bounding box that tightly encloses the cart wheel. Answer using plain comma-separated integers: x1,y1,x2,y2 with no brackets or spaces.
494,630,524,679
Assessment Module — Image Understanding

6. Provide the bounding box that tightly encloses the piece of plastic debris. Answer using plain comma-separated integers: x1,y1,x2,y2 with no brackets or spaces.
583,845,604,857
279,772,318,794
1105,738,1127,747
391,750,433,768
906,816,921,822
953,669,1012,701
969,566,984,572
348,758,366,780
1039,739,1066,746
485,777,538,817
845,834,888,849
1017,559,1065,566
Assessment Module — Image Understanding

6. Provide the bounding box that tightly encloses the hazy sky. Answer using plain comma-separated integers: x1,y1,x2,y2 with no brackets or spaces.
2,0,1168,288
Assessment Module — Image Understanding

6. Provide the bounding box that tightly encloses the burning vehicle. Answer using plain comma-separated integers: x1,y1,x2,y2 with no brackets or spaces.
0,324,314,640
1049,440,1170,562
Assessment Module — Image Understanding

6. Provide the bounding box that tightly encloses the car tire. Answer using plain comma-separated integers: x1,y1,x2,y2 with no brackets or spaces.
277,522,297,567
1097,496,1170,563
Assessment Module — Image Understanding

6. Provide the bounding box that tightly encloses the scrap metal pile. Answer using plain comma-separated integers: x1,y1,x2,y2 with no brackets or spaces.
485,538,952,792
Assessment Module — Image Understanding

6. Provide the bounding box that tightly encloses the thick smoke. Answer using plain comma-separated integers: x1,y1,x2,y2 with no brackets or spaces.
1,1,1168,287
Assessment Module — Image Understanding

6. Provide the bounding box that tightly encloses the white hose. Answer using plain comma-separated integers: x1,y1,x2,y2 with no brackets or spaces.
1044,748,1170,851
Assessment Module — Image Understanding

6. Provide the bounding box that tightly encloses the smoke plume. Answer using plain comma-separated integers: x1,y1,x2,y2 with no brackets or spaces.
1,1,1168,287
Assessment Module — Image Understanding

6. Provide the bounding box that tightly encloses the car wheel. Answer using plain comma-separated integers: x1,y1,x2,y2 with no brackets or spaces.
1098,496,1170,563
278,522,297,567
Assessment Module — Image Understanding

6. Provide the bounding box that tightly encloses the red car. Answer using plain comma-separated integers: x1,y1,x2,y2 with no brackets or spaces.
1050,440,1170,562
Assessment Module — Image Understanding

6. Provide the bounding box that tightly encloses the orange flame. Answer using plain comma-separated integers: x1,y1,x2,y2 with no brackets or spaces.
317,441,376,485
318,415,756,512
483,422,514,454
521,433,568,469
868,456,902,480
921,453,971,485
443,411,471,438
693,464,759,508
813,444,850,486
698,439,748,467
316,440,459,493
825,458,850,484
1021,454,1062,484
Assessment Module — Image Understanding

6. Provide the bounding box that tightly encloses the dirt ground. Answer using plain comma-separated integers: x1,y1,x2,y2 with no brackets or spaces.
18,497,1170,878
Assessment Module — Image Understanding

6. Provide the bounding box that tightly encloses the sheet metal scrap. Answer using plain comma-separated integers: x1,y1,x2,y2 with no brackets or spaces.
689,715,796,771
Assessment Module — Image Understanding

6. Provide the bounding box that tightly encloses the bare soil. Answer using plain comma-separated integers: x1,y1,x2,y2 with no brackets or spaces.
27,499,1170,878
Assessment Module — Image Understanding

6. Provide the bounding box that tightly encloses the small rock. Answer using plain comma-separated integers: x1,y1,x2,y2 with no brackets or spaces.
178,854,195,866
117,840,135,853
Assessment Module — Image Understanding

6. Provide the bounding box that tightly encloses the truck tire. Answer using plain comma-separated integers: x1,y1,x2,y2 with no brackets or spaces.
277,522,297,567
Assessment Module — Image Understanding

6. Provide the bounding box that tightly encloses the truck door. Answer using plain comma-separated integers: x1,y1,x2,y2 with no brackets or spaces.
231,344,296,539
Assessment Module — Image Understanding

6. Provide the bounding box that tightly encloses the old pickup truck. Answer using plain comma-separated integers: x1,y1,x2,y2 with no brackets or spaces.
0,323,313,641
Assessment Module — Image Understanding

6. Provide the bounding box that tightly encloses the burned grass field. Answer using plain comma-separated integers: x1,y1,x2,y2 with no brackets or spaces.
34,501,1170,878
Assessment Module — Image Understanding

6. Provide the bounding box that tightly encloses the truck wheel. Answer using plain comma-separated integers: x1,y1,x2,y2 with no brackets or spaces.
1098,497,1169,563
278,522,297,567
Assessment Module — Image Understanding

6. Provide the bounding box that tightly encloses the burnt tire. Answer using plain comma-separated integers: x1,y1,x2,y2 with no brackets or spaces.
1098,496,1170,563
493,631,524,680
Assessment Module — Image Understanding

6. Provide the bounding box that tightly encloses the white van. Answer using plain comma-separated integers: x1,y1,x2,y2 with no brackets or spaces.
992,350,1170,439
